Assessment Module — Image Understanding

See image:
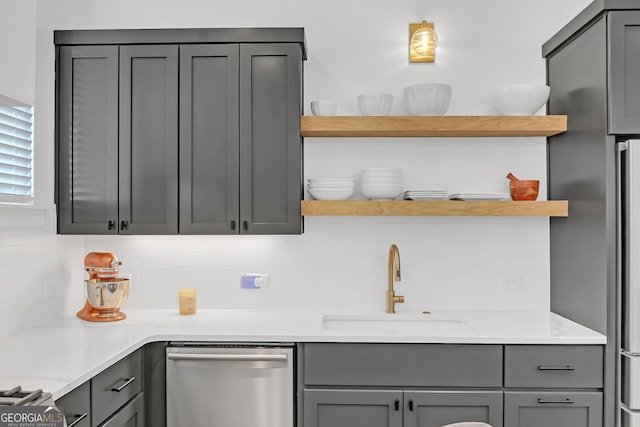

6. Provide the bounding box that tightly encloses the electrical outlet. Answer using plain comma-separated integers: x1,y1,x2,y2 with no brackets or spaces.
501,275,523,290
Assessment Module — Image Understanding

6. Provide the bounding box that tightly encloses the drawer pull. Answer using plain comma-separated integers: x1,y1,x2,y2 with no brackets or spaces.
111,376,136,392
67,412,88,427
537,398,575,404
537,365,575,371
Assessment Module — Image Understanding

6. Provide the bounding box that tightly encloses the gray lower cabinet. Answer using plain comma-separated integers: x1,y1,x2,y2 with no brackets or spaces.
55,349,144,427
56,380,91,427
304,389,403,427
301,343,604,427
406,390,503,427
55,29,304,235
304,389,503,427
504,391,602,427
100,393,144,427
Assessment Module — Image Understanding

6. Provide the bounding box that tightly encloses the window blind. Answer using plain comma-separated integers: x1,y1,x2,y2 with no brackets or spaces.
0,96,33,203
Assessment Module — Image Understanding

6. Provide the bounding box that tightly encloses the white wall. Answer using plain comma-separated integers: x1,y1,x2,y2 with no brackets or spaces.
1,0,594,334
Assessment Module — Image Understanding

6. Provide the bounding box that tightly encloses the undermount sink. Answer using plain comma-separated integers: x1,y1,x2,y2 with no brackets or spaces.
322,313,467,332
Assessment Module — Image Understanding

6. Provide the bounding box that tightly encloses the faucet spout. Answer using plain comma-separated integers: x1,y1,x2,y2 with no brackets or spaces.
386,244,404,313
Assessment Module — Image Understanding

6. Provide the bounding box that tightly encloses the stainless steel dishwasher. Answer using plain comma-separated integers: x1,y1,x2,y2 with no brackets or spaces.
166,343,294,427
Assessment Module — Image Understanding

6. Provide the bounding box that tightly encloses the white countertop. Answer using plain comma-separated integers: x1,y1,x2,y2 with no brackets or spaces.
0,309,605,400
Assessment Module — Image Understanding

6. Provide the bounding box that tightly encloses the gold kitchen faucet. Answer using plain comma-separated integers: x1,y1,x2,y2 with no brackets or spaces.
386,244,404,313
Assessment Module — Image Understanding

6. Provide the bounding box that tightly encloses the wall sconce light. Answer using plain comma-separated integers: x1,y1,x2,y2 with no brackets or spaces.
409,20,438,63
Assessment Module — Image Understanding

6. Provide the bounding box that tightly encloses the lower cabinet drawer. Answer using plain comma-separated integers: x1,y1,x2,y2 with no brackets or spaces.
55,381,91,427
504,345,603,388
504,391,603,427
91,350,142,427
304,343,502,387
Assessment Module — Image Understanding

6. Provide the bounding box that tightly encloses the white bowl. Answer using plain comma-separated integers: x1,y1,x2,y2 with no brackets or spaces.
308,187,355,200
361,185,403,200
490,84,550,115
403,84,452,116
310,100,338,116
358,93,393,116
308,184,355,190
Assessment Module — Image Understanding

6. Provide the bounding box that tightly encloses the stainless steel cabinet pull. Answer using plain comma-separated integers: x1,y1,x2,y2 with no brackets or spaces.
111,376,136,392
108,220,116,230
67,412,88,427
537,365,575,371
537,398,575,404
120,220,129,231
167,353,288,362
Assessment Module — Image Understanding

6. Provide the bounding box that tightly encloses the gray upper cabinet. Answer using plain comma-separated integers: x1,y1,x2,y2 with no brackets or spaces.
119,45,179,234
57,45,119,234
179,44,240,234
179,43,302,234
609,11,640,134
55,28,305,235
239,44,302,234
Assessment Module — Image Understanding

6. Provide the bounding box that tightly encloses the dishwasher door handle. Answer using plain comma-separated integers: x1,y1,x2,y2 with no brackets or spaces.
167,353,289,362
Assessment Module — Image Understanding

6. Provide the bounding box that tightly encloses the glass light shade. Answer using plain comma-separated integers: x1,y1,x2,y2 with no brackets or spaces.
410,21,438,62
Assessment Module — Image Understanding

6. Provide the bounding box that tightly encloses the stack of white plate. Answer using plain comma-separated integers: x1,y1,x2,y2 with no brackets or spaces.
360,168,403,200
307,178,356,200
403,189,448,201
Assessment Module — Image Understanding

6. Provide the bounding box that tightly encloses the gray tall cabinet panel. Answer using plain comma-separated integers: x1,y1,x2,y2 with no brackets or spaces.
543,2,640,427
55,28,305,235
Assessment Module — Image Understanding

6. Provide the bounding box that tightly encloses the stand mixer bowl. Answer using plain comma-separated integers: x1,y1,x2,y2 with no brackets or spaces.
85,278,130,317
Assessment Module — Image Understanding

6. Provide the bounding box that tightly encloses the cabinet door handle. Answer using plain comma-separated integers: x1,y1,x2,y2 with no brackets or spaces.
230,220,236,231
537,365,575,371
120,220,129,231
111,376,136,392
242,220,248,231
67,412,88,427
408,399,414,411
537,397,575,404
394,399,399,411
108,220,116,230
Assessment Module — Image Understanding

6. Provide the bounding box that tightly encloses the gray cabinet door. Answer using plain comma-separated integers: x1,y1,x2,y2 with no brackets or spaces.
405,391,503,427
179,44,240,234
56,380,91,427
239,44,302,234
57,45,119,234
100,393,145,427
119,45,179,234
304,389,403,427
609,11,640,133
504,391,602,427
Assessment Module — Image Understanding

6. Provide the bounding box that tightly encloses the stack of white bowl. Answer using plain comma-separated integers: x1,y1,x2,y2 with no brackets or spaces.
360,168,403,200
307,178,356,200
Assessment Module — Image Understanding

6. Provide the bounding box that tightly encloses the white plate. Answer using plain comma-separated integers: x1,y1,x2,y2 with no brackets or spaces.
448,193,509,201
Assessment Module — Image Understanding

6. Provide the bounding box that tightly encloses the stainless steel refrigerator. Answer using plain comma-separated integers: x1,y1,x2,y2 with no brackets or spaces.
619,140,640,426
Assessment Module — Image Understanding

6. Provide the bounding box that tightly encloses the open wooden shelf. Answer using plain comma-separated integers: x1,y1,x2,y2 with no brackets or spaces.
300,115,567,138
301,200,569,217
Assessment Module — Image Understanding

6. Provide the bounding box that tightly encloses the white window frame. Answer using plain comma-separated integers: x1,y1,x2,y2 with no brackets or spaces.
0,94,33,204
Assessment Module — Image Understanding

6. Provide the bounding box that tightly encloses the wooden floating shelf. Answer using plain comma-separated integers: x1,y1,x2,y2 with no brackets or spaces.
301,200,569,217
300,115,567,138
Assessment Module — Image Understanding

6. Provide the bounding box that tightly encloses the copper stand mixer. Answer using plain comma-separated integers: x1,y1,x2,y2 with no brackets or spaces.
77,252,130,322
